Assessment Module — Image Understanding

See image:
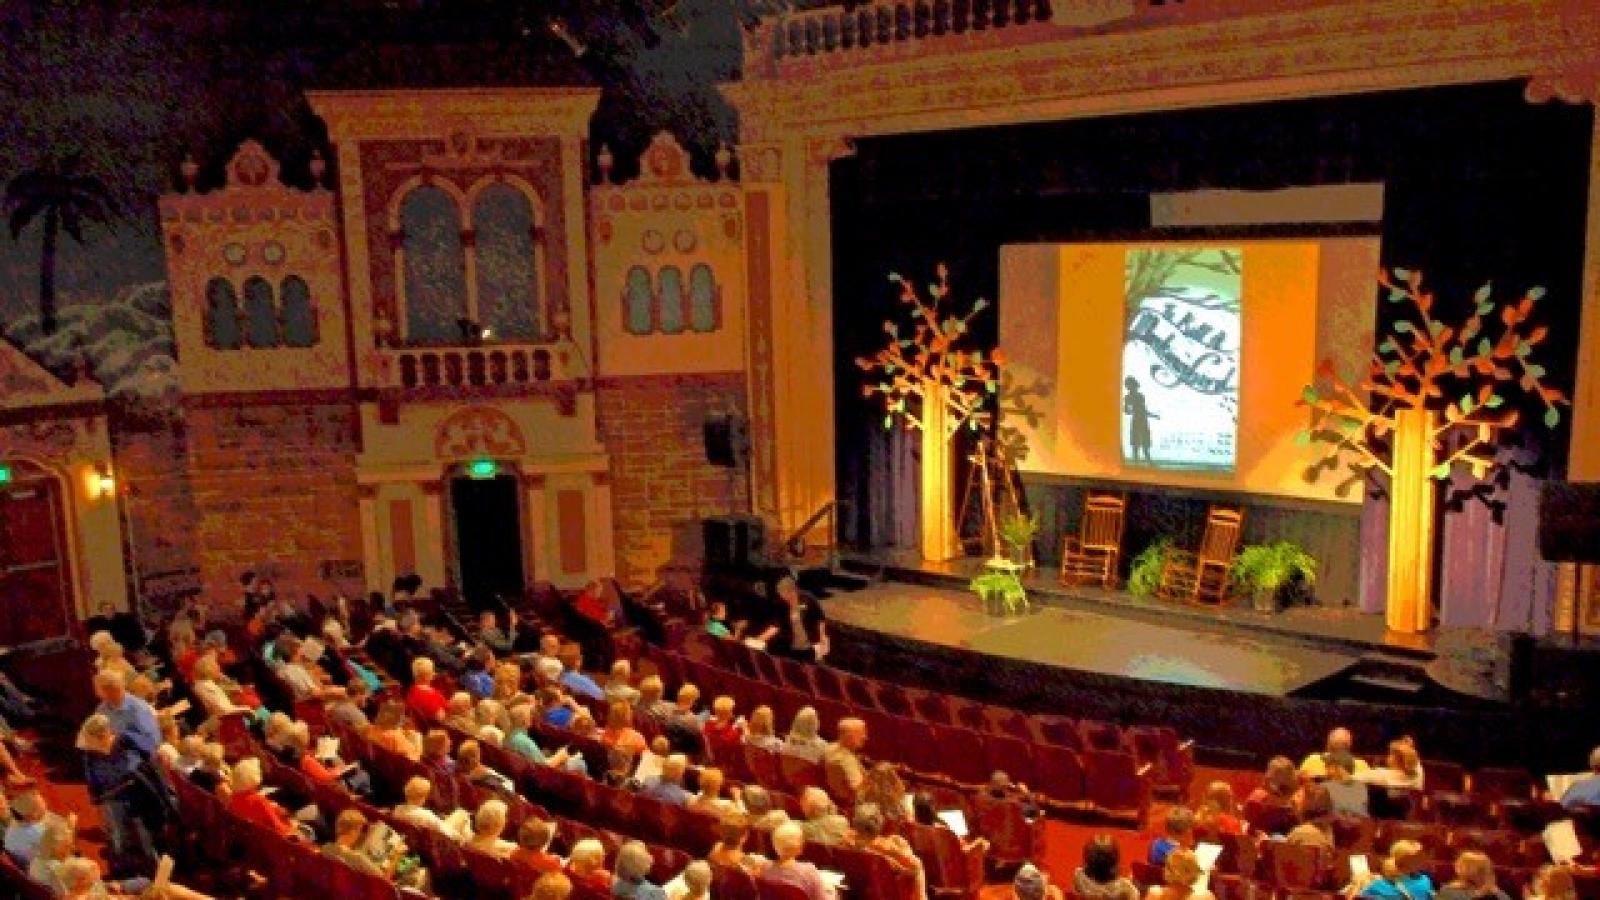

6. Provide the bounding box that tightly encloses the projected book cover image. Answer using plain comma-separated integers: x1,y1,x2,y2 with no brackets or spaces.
1122,247,1242,472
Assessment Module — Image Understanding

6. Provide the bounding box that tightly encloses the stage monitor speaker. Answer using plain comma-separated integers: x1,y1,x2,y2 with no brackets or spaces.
703,414,744,468
1538,482,1600,564
703,515,765,568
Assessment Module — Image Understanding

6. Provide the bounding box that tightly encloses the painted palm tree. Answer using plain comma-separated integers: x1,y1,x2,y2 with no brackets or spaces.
4,156,117,335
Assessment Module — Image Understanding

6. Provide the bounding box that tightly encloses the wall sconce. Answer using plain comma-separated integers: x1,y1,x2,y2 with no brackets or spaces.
94,465,116,498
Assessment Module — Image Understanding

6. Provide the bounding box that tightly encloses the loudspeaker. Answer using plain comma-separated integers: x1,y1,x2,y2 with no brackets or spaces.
703,515,766,567
703,414,741,468
1538,482,1600,564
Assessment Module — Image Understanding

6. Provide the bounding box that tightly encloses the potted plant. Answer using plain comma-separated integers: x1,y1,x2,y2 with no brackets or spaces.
997,510,1040,567
969,570,1028,616
1230,541,1318,612
1127,538,1173,598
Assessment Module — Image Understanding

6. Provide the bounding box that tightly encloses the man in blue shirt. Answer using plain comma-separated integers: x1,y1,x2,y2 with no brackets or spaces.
557,646,605,702
1148,805,1194,866
640,754,692,806
1561,747,1600,809
90,670,165,870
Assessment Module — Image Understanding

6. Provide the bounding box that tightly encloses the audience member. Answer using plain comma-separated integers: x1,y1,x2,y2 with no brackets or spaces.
557,645,604,701
604,660,640,705
566,837,612,892
510,818,563,877
861,762,911,823
744,705,783,752
743,784,790,830
533,871,575,900
1145,849,1214,900
784,707,828,762
614,839,670,900
822,717,867,802
672,859,713,900
701,695,745,762
760,820,837,900
1356,840,1435,900
689,767,742,816
849,802,927,900
406,658,449,723
799,786,849,846
1016,862,1066,900
1438,851,1510,900
1300,728,1371,780
1285,782,1335,850
368,700,423,760
1149,806,1195,866
708,812,767,873
1559,747,1600,809
754,575,830,662
227,757,299,839
1075,834,1140,900
466,799,517,859
642,754,692,806
603,700,649,758
1527,865,1576,900
1196,781,1244,836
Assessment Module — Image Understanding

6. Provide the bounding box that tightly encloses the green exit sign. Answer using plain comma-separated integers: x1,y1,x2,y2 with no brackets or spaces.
467,459,499,480
0,463,12,485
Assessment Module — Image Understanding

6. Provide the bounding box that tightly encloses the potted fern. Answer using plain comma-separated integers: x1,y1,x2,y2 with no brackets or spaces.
969,569,1028,616
1231,541,1318,612
997,510,1040,567
1127,539,1172,598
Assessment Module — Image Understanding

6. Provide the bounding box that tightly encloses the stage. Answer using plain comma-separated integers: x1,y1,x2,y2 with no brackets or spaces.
831,551,1508,704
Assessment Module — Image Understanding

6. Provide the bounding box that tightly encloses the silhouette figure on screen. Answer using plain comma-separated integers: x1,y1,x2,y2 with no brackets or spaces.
1124,376,1159,463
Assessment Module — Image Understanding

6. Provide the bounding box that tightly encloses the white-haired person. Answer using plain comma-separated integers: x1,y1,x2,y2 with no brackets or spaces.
761,820,837,900
613,839,670,900
669,859,712,900
444,691,477,733
78,707,166,872
406,657,449,723
466,798,518,859
784,707,828,762
798,786,849,846
54,854,217,900
823,717,868,802
604,660,640,705
226,757,299,840
1144,848,1215,900
850,802,927,900
565,837,613,893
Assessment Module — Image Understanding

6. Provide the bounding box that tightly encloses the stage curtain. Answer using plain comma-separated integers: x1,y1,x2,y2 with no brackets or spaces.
1437,442,1560,633
1357,481,1389,617
842,419,920,551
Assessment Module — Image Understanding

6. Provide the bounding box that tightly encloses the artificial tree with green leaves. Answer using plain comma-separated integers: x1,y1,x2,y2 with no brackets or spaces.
1299,268,1569,633
856,263,1004,561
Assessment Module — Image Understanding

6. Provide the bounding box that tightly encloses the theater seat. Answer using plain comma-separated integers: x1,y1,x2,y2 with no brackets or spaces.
712,863,761,900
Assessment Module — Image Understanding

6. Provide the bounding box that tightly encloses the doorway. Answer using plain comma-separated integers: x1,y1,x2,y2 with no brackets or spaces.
0,463,76,645
449,470,525,613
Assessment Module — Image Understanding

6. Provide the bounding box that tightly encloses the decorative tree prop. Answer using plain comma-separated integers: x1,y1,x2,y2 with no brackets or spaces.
1299,268,1569,633
857,264,1004,561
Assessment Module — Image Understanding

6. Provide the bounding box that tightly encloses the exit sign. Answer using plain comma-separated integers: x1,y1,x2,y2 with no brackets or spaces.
0,463,11,485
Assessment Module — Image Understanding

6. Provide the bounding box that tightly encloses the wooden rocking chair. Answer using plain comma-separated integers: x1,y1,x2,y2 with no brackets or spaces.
1059,493,1127,588
1157,506,1244,604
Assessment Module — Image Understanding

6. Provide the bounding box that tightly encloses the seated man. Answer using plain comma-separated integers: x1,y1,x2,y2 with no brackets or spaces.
556,645,604,702
4,786,66,868
798,787,849,847
478,610,519,656
822,718,868,803
1299,727,1371,780
1560,746,1600,809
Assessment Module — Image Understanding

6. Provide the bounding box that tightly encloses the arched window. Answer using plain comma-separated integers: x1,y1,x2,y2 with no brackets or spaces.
624,266,654,335
472,183,540,341
241,276,278,348
658,266,685,335
204,278,242,349
688,264,719,333
279,275,318,347
400,185,468,345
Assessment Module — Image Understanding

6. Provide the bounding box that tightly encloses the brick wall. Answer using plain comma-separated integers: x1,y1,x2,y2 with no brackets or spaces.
595,373,750,586
183,402,364,611
111,415,200,619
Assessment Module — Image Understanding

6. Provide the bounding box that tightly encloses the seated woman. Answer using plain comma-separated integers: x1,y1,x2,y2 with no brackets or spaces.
1074,834,1140,900
1527,865,1576,900
708,812,768,874
323,808,402,877
189,742,231,795
565,837,613,892
912,792,989,854
493,662,529,708
1196,781,1245,836
29,817,186,898
742,784,790,830
701,696,745,763
689,767,743,817
1356,840,1436,900
1144,849,1215,900
568,709,599,741
457,740,514,795
849,803,927,900
227,757,300,840
861,763,911,823
406,658,449,724
505,703,569,767
465,799,518,859
366,700,423,761
533,872,574,900
783,707,828,763
1359,738,1426,792
475,697,510,735
509,818,563,877
602,700,649,759
1437,851,1510,900
760,821,837,900
190,652,256,730
671,859,713,900
613,840,670,900
743,705,783,753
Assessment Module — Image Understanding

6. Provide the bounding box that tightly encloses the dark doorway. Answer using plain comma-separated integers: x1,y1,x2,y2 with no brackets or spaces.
450,472,525,613
0,464,76,645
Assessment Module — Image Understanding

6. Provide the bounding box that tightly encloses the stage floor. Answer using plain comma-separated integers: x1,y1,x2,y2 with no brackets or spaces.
824,580,1362,696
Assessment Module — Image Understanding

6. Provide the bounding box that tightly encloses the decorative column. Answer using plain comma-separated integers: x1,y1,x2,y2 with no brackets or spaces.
1384,407,1436,633
524,474,548,583
587,471,617,579
419,479,448,591
357,484,383,593
920,383,959,562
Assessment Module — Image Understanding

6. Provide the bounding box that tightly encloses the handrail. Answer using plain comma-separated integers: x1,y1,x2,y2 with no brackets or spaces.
785,500,839,565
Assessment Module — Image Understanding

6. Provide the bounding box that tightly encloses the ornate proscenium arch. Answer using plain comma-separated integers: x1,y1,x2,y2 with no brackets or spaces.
433,406,529,461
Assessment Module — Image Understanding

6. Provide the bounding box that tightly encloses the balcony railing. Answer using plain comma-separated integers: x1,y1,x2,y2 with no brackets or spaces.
768,0,1059,61
378,342,577,390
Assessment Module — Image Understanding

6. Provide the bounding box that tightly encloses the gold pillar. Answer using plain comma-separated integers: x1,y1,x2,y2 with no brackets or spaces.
1385,406,1437,633
920,384,958,562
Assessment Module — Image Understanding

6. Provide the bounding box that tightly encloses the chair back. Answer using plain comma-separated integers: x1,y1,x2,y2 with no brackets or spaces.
1081,494,1127,550
1197,507,1244,566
